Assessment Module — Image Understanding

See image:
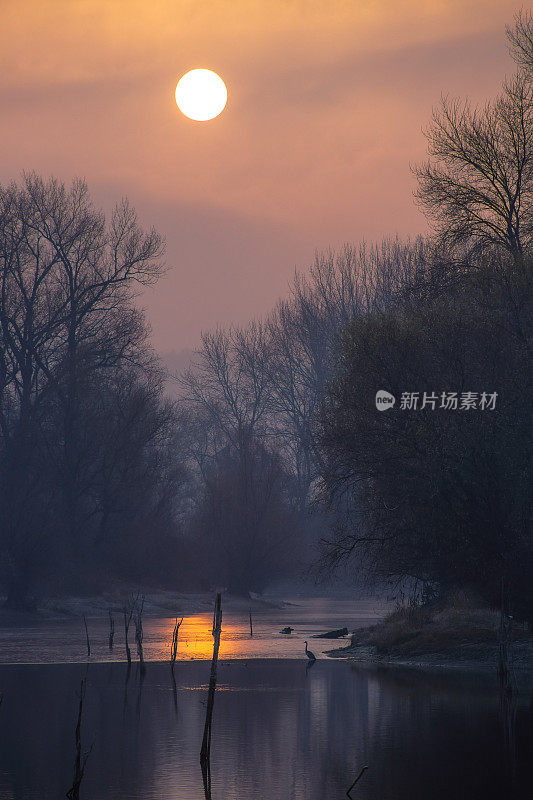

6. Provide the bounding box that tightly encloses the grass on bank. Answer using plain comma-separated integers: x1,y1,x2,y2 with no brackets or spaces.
344,592,530,660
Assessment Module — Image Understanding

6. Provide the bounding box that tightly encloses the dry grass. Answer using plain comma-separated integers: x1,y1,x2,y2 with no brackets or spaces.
354,595,501,657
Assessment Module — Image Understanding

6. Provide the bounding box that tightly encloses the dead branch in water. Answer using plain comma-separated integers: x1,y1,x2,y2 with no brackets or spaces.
134,594,146,677
122,592,140,665
108,610,115,651
123,610,132,664
346,766,369,797
200,593,222,799
66,678,93,800
82,615,90,659
170,616,184,671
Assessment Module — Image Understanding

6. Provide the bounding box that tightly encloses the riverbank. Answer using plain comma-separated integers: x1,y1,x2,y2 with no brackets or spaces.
0,590,293,626
325,602,533,671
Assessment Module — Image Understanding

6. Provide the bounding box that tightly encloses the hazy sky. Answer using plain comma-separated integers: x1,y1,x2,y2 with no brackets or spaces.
0,0,522,352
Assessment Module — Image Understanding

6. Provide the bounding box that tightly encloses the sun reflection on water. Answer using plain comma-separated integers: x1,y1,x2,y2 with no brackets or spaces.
126,599,390,663
155,613,293,661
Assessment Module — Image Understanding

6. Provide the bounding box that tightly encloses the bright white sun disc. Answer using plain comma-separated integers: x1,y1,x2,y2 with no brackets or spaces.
175,69,227,121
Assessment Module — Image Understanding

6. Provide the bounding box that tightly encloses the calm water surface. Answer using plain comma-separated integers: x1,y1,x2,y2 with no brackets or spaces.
0,660,530,800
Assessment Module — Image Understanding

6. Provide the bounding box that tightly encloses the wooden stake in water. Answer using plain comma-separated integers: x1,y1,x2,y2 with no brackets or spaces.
200,593,222,799
82,615,91,658
108,610,115,651
249,608,253,637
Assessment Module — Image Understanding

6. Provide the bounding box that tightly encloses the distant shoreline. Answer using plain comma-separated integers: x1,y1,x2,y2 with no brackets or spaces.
0,591,295,625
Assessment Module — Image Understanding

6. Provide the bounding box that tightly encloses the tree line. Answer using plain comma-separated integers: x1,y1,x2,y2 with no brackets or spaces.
0,175,186,607
178,13,533,618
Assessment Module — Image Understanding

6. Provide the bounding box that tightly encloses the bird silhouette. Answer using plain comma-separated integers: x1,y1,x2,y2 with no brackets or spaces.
304,641,316,662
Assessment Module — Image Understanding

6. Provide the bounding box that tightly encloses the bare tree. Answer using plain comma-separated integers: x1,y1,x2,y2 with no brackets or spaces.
18,174,164,552
507,10,533,77
175,239,429,591
414,74,533,260
179,322,272,452
0,180,67,605
193,429,301,594
319,244,533,621
266,240,427,507
0,175,171,606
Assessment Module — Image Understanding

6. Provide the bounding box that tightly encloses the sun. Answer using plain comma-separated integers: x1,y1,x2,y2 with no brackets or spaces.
175,69,228,122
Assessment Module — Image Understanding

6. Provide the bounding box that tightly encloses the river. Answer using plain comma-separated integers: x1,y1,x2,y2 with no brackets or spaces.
0,598,530,799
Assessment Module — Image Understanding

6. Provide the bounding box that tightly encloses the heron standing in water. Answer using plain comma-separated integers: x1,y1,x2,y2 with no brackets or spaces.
304,641,316,662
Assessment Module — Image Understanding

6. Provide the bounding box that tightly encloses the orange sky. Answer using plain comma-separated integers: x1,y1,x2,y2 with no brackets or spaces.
0,0,522,352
